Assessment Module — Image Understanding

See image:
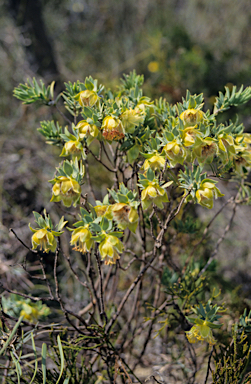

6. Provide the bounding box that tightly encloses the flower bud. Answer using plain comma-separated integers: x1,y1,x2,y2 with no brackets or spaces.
163,140,186,167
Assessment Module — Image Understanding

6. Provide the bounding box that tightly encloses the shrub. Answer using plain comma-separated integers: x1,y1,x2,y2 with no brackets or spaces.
1,72,251,383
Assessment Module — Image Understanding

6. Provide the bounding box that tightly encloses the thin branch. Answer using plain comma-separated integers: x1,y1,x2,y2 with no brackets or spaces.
85,159,97,201
199,201,237,277
155,190,191,247
86,146,117,173
106,246,158,334
94,250,107,325
55,105,72,125
0,284,53,302
181,196,234,275
38,254,54,299
54,247,89,330
9,228,36,254
204,348,214,384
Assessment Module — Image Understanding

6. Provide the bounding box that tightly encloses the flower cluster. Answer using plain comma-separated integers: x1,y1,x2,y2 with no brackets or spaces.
19,72,251,270
68,206,124,265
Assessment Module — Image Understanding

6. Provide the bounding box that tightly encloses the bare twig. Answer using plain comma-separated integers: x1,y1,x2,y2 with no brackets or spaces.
94,250,108,324
199,201,237,276
155,190,191,247
204,348,214,384
9,228,36,253
86,146,117,173
55,104,72,125
182,196,234,274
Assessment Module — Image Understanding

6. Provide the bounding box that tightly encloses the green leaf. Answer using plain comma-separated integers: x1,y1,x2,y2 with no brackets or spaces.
90,223,101,232
33,211,41,223
80,207,90,217
73,221,85,227
63,161,73,176
57,216,68,231
198,303,206,319
101,217,109,231
41,343,47,384
117,193,128,204
10,351,21,384
109,231,123,238
30,333,38,384
0,316,23,356
56,335,65,384
146,167,155,182
82,106,93,118
186,316,197,325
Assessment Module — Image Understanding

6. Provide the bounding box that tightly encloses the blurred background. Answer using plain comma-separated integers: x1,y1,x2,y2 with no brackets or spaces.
1,0,251,309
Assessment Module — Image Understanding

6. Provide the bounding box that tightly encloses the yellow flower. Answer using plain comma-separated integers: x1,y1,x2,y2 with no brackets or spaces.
235,133,251,145
120,108,145,133
141,181,170,210
101,116,125,141
31,228,57,253
218,133,235,163
77,90,99,107
163,140,186,167
99,234,124,265
148,61,159,73
75,120,99,142
180,109,204,128
143,154,166,171
193,137,218,165
186,323,216,345
18,300,50,323
196,181,224,209
60,140,84,160
112,203,139,233
51,176,81,207
182,126,201,147
234,148,251,173
20,304,39,322
135,99,155,115
94,204,113,220
70,226,93,253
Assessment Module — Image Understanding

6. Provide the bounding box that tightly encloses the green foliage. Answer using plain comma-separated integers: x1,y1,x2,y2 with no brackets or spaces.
212,328,251,384
13,78,57,105
214,85,251,114
37,121,63,145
